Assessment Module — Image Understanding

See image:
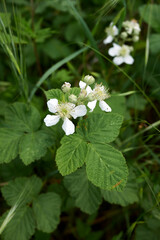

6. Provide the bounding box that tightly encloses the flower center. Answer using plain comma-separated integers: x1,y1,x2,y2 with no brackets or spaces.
93,84,110,101
119,46,130,57
57,103,75,119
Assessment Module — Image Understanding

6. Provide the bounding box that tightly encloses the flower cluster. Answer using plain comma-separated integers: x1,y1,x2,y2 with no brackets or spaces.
44,75,111,135
103,19,141,65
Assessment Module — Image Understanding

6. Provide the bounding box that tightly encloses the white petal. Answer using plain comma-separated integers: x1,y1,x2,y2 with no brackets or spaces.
86,86,92,95
113,43,121,51
113,56,124,65
113,26,119,36
70,105,87,119
87,100,97,112
44,114,60,127
62,118,75,135
124,55,134,65
103,35,113,44
79,81,86,89
47,99,58,113
108,43,120,57
99,101,112,112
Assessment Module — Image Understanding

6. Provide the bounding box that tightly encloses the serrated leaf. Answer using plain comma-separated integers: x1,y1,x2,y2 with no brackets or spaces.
44,89,64,101
0,206,35,240
4,102,41,132
0,129,22,163
102,171,139,206
64,167,102,214
33,192,61,233
0,102,54,164
77,113,123,144
86,143,128,191
19,130,54,165
1,176,42,207
56,135,87,176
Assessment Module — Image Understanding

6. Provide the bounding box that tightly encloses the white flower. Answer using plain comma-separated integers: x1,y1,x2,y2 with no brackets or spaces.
79,81,92,95
108,43,134,65
122,20,141,35
79,82,111,113
44,99,87,135
103,22,118,45
87,84,111,112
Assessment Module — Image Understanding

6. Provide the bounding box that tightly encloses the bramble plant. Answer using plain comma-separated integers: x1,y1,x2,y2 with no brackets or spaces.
0,0,160,240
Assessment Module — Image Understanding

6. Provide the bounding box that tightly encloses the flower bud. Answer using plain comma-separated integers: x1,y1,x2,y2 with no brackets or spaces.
83,75,95,85
87,92,95,101
61,82,71,93
68,94,77,103
133,35,139,42
79,89,87,99
120,32,128,39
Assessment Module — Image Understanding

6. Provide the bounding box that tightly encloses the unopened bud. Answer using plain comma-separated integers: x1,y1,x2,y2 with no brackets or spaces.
79,89,87,99
68,94,77,103
120,32,128,39
83,75,95,85
61,82,71,93
133,35,139,42
87,92,95,101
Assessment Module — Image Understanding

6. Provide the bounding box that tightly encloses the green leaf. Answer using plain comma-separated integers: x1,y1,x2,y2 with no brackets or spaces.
66,87,81,97
56,135,88,175
135,217,160,240
0,129,22,163
1,176,42,207
77,113,123,144
19,130,54,165
44,89,64,101
42,39,72,60
35,0,76,13
127,94,147,111
0,206,35,240
102,171,139,206
86,143,128,191
4,102,41,132
64,167,102,214
0,159,32,181
139,4,160,32
107,95,126,116
150,34,160,54
0,102,54,164
33,192,61,233
65,22,85,43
